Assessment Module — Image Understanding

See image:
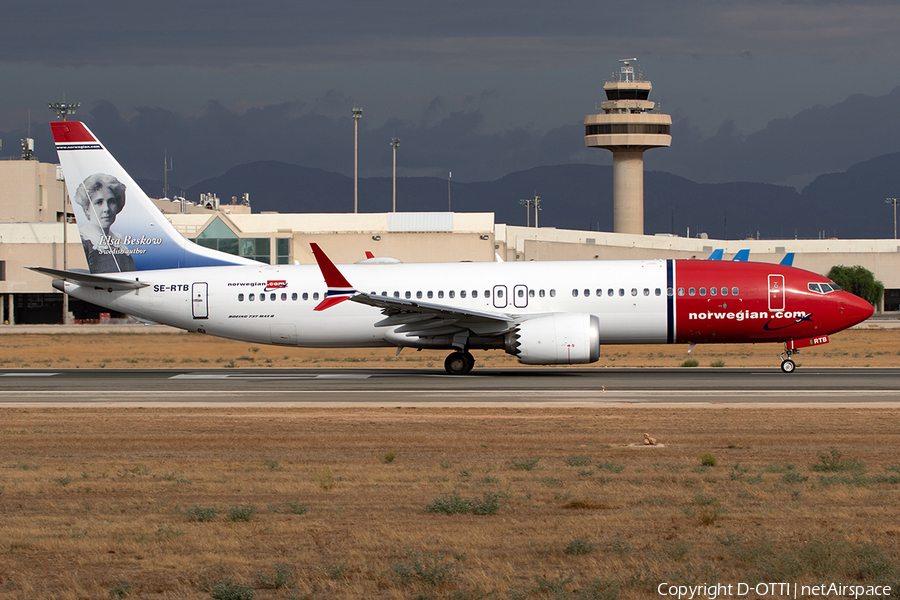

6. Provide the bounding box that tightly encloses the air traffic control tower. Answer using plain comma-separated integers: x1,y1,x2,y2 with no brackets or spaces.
585,59,671,235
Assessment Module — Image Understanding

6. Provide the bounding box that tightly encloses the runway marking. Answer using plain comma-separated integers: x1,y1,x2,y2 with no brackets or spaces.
0,372,61,377
170,373,373,380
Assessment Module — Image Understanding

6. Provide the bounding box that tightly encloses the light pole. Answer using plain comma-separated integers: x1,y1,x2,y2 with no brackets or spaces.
887,198,899,239
48,101,80,325
352,107,363,213
391,137,400,212
518,198,533,227
519,193,541,228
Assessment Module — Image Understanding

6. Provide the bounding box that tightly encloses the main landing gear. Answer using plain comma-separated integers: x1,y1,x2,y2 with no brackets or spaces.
444,351,475,375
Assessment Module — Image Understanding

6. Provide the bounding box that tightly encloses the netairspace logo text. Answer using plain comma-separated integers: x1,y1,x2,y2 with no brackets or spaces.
657,582,893,599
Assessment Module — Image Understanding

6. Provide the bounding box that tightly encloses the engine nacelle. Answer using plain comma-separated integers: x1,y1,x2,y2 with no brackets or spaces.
505,313,601,365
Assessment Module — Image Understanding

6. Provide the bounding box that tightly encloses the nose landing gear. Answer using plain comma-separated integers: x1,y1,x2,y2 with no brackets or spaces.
444,351,475,375
779,343,799,373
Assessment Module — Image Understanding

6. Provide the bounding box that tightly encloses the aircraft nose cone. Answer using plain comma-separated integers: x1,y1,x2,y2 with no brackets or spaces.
842,292,874,328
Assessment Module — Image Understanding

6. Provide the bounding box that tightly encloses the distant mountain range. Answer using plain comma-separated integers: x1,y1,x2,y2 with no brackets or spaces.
138,151,900,240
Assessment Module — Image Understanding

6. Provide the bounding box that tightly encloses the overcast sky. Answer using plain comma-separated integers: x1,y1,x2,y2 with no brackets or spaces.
2,0,900,186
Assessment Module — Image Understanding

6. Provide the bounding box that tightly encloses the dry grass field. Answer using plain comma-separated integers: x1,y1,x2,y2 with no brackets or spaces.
0,326,898,370
2,406,900,599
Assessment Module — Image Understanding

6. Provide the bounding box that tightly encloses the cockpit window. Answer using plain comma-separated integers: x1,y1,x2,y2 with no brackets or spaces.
809,282,840,293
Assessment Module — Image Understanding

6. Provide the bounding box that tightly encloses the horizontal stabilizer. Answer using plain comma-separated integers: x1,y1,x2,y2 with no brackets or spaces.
27,266,149,290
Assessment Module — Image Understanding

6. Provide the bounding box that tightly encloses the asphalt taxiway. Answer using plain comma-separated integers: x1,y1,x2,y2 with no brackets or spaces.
0,367,898,406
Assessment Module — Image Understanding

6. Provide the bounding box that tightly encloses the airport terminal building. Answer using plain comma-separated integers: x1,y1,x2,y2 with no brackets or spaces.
2,157,899,324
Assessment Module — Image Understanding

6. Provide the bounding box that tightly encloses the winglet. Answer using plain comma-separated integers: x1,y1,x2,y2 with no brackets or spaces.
310,243,356,311
732,249,750,262
779,252,795,267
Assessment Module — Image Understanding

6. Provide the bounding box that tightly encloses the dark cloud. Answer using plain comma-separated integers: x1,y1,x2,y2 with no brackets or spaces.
5,1,900,68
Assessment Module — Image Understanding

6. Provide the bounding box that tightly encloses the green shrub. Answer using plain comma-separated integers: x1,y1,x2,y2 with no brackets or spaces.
426,492,502,515
681,358,700,367
226,505,256,522
564,537,596,555
254,564,294,590
563,455,592,467
511,456,541,471
710,360,725,367
183,505,218,522
209,578,255,600
809,448,865,473
389,550,460,588
381,450,397,464
700,452,717,467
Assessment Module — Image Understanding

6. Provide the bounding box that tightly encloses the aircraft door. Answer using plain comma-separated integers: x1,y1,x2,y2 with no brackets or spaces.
493,285,508,309
513,285,528,308
768,275,785,312
192,282,209,319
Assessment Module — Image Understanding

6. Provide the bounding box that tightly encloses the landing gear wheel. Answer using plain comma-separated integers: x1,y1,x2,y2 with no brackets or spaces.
445,351,475,375
780,359,796,373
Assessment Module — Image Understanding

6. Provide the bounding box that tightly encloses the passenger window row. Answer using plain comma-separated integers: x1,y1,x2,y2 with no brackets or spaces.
676,287,741,297
572,287,664,298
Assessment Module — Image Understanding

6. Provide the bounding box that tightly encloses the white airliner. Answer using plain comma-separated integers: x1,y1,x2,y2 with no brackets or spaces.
32,122,873,374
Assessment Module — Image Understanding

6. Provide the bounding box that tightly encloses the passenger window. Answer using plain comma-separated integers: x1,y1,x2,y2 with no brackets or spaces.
596,289,603,297
631,288,638,297
550,289,556,297
676,287,683,297
732,287,739,296
238,294,244,301
528,289,534,297
381,291,387,296
643,288,650,296
449,290,455,298
572,289,579,297
393,291,400,298
699,287,707,296
270,293,276,301
460,290,467,298
302,292,308,301
281,293,287,301
584,289,590,297
313,292,319,300
689,288,696,296
260,293,266,302
249,293,255,301
405,291,411,299
517,289,524,298
416,291,423,299
473,290,479,298
496,289,502,298
619,289,625,297
427,291,433,299
484,290,490,298
721,287,728,296
656,288,662,296
668,287,674,297
608,289,614,297
292,293,298,301
438,291,444,299
710,287,717,296
539,289,546,298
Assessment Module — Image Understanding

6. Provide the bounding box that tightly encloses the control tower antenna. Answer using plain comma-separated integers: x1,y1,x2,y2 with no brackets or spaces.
584,58,671,235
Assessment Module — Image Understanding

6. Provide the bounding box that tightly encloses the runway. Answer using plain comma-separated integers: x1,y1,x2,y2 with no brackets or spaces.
1,367,899,405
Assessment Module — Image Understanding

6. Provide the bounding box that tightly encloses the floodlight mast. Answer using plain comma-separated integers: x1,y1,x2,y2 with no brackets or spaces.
887,198,900,239
391,137,400,212
48,100,80,325
352,107,363,213
48,102,80,121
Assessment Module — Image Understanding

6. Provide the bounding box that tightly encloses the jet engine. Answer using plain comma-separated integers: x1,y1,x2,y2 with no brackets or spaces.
504,314,601,365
